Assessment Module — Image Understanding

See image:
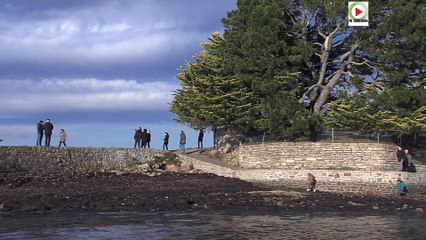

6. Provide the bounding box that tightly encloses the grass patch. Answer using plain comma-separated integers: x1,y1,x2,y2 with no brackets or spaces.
152,152,182,167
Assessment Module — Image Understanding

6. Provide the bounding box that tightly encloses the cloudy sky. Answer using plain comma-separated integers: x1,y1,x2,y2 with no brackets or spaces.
0,0,236,149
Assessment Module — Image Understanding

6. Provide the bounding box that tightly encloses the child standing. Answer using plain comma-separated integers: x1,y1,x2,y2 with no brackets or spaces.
58,129,67,147
307,173,317,192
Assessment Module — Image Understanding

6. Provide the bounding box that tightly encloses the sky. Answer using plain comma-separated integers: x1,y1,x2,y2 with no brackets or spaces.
0,0,237,149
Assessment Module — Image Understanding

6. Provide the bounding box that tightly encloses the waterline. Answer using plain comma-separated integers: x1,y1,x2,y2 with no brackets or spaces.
0,211,425,239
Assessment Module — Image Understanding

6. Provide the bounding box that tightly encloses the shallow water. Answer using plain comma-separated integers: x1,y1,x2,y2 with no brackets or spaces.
0,211,425,240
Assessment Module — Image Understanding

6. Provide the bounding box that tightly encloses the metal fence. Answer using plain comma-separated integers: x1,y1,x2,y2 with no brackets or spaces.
246,128,425,146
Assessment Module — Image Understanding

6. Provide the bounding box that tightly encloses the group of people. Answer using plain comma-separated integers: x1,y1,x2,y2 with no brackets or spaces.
396,146,416,172
133,128,152,148
36,119,67,147
134,129,204,153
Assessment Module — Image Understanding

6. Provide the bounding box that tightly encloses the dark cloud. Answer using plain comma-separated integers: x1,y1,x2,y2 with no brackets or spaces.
0,0,236,147
0,0,235,80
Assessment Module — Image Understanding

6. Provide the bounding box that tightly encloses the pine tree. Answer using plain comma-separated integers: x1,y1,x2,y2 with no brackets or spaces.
326,87,426,135
171,32,255,134
171,0,425,143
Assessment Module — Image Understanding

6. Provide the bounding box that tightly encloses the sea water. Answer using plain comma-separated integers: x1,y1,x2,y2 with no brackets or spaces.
0,211,425,239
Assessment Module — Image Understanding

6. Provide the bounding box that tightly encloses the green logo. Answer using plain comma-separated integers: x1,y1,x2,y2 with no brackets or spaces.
348,1,369,26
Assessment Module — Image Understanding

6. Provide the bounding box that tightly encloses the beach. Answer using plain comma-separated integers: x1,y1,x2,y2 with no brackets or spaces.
0,172,424,215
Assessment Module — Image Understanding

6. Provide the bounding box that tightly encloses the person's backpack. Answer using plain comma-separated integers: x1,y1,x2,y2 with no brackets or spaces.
407,163,417,173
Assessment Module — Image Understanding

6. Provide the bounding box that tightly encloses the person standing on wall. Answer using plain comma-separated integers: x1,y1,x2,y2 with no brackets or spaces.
197,129,204,149
180,130,186,154
141,129,148,148
147,130,151,148
163,132,169,150
36,120,44,146
44,119,54,147
58,129,67,147
134,127,142,148
396,146,407,171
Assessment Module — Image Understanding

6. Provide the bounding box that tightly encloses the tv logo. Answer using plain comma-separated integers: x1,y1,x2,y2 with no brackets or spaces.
348,2,369,26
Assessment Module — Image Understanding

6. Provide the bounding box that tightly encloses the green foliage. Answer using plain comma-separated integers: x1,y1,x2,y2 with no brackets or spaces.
171,32,255,133
152,152,181,167
171,0,425,142
364,0,425,87
256,73,323,136
326,87,426,134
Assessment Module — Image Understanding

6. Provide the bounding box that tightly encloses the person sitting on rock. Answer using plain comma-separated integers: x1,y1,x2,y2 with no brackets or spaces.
306,173,317,192
396,179,408,196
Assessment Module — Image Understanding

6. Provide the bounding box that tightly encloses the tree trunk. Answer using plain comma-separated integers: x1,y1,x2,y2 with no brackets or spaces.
312,42,359,114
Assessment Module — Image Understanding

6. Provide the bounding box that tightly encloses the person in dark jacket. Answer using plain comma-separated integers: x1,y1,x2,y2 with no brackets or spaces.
43,119,54,146
163,132,169,150
36,120,44,146
134,128,142,148
197,129,204,149
180,130,186,153
141,129,148,148
396,146,407,171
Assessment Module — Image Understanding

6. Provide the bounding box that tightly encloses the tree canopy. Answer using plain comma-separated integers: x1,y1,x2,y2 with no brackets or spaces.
171,0,425,140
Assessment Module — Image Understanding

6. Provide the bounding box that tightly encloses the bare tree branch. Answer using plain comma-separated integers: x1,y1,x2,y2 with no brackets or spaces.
299,84,325,103
342,71,354,77
319,98,344,114
318,28,326,39
349,56,386,77
332,40,345,48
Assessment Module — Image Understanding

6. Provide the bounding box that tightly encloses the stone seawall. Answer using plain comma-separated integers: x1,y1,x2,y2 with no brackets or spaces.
179,154,426,195
0,146,162,180
235,169,426,195
1,146,424,195
237,142,399,170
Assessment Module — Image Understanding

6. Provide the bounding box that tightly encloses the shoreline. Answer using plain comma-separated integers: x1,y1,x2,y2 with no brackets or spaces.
0,172,424,215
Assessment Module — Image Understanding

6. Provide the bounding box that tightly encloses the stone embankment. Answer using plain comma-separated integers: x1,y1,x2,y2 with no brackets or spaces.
0,146,162,180
179,142,426,195
1,144,425,195
237,142,399,170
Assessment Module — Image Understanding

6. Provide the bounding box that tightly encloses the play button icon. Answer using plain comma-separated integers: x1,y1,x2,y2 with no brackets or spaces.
348,2,369,26
351,4,366,19
355,8,363,17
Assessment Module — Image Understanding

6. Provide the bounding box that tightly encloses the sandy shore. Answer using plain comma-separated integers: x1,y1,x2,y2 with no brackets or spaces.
0,172,424,214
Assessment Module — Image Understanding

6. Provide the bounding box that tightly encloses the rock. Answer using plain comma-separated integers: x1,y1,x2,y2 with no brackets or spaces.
415,208,424,213
372,206,379,210
402,204,408,210
348,201,364,206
